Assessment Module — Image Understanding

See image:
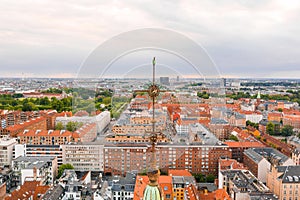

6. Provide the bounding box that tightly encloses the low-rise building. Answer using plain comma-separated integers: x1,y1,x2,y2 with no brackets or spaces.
12,156,57,186
4,179,49,200
219,170,277,200
105,124,231,176
109,172,136,200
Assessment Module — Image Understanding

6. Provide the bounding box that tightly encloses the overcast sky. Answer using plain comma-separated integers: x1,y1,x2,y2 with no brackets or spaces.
0,0,300,78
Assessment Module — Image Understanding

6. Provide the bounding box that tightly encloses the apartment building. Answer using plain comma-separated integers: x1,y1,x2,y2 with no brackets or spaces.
267,165,300,200
2,116,47,137
243,148,294,183
12,156,57,186
62,141,104,171
0,137,17,169
56,111,110,133
292,148,300,165
14,144,63,166
18,122,97,145
224,141,265,162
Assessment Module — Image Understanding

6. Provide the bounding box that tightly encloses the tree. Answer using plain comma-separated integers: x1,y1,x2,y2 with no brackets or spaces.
229,135,239,141
206,174,216,183
55,122,64,130
281,125,294,137
86,104,95,114
66,121,77,132
57,163,74,178
194,174,205,182
266,122,275,135
40,97,50,105
103,97,111,105
22,102,36,111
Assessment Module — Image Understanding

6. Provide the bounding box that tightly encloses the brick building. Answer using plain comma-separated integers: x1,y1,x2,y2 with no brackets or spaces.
104,143,231,176
243,148,294,183
18,123,97,145
3,117,47,137
224,141,265,162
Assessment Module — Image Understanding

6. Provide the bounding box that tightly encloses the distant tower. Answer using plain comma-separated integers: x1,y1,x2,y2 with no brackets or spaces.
160,77,170,86
176,76,179,82
257,91,261,99
221,78,226,88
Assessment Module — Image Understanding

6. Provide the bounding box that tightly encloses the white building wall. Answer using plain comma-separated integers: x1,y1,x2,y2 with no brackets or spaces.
0,137,17,168
245,114,263,123
283,158,295,166
258,158,271,183
21,168,35,185
14,144,26,159
62,144,104,171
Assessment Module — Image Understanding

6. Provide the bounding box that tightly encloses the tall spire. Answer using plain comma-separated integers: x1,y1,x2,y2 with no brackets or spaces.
142,57,163,200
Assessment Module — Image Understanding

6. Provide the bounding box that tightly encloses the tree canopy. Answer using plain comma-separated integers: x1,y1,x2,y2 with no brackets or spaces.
57,163,74,178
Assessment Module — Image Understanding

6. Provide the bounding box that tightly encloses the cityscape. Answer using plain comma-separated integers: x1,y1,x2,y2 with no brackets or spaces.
1,1,300,200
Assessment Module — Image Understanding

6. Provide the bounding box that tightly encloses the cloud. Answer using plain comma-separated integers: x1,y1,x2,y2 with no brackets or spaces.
0,0,299,78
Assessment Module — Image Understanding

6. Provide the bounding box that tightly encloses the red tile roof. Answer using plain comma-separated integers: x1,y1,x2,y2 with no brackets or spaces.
168,169,192,177
186,184,199,200
5,180,49,200
219,158,247,170
224,141,265,148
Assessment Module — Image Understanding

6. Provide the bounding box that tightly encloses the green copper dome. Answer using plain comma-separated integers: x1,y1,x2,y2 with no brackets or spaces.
143,185,163,200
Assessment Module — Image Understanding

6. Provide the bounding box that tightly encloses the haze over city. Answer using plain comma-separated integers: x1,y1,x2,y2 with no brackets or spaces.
1,0,300,78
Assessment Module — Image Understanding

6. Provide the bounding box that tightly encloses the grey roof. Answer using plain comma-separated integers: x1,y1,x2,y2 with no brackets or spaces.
293,147,300,155
210,118,229,125
221,170,270,194
42,184,64,200
249,193,278,200
14,156,55,169
251,147,290,165
65,181,82,192
189,123,220,145
244,149,264,164
109,172,136,192
197,183,217,192
278,166,300,183
172,176,195,185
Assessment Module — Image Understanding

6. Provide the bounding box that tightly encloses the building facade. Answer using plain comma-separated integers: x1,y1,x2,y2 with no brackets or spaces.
12,156,57,186
62,142,104,171
0,137,17,169
267,165,300,200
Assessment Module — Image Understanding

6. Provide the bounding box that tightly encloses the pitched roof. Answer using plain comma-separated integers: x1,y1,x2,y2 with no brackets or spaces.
224,141,265,148
168,169,192,177
5,180,49,200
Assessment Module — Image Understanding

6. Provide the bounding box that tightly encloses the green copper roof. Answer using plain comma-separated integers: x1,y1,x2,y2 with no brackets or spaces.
143,185,163,200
